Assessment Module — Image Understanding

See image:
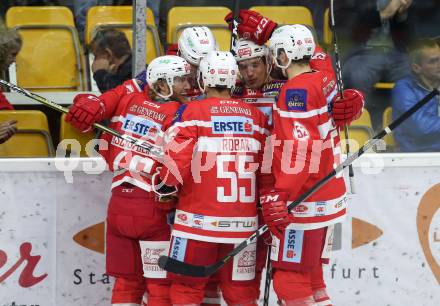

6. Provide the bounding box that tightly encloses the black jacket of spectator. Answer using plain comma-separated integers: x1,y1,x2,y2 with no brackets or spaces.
93,54,132,93
333,0,415,57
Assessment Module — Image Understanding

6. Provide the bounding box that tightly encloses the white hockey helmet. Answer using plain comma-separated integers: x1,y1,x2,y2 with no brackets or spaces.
197,51,237,92
178,26,218,66
233,38,269,62
268,24,315,69
146,55,191,99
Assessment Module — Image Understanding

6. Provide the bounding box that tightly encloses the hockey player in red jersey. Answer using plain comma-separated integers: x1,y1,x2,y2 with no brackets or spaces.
177,26,219,100
67,26,222,305
75,26,219,123
168,26,223,306
226,10,364,129
155,50,270,306
231,37,363,304
65,55,191,306
258,24,348,306
232,38,363,129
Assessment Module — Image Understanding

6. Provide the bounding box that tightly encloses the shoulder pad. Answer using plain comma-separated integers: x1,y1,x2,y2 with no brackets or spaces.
135,69,148,91
172,104,188,124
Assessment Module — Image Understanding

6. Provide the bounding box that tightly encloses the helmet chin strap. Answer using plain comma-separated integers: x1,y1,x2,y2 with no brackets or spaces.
197,72,207,94
155,78,174,99
274,56,292,70
265,55,273,83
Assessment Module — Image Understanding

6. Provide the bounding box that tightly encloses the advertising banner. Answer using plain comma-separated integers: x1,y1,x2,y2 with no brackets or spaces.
0,155,439,306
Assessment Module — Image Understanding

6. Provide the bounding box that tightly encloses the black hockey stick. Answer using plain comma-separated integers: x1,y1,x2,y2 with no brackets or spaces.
330,0,356,193
229,0,240,56
158,88,439,277
262,244,272,306
0,79,163,157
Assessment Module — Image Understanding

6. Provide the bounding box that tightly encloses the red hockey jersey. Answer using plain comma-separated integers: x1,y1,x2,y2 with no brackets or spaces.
232,45,335,126
100,92,180,191
232,79,285,127
0,90,14,110
272,70,347,230
99,78,145,119
161,97,270,243
310,45,336,79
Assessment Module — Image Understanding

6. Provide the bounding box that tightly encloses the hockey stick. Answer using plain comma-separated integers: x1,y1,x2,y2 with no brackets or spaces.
158,88,440,277
330,0,355,194
0,79,163,158
262,244,272,306
229,0,240,55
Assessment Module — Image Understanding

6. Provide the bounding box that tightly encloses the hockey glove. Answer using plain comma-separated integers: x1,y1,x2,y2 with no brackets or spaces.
65,94,105,132
152,169,178,210
260,189,291,240
166,43,178,56
332,89,365,128
224,9,277,45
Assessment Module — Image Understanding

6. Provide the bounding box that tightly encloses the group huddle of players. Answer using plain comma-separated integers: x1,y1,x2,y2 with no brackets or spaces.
65,9,365,306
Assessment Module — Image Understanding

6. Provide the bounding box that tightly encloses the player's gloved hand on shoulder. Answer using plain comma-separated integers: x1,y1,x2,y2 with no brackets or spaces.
65,94,105,132
152,168,179,210
224,9,277,45
332,89,365,128
260,189,291,240
166,43,178,56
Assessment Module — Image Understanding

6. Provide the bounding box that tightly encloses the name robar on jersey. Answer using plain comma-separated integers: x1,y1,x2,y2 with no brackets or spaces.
162,97,270,243
100,92,180,191
272,70,346,230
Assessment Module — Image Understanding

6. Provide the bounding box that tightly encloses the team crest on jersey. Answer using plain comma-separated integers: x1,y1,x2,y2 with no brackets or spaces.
315,201,327,216
122,114,162,140
211,116,253,134
286,89,307,111
192,214,204,229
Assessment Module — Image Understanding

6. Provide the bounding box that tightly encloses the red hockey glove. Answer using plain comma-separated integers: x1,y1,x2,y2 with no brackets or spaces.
332,89,365,128
224,9,277,45
260,190,291,240
65,94,105,132
166,43,178,56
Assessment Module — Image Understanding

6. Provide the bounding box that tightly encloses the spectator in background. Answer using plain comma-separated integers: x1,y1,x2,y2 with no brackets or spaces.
73,0,112,41
0,28,22,110
412,0,440,38
392,38,440,152
334,0,415,129
89,28,132,93
0,119,17,143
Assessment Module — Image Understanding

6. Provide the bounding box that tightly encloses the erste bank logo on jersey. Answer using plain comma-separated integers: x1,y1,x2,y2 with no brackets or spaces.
122,114,161,140
211,116,253,134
